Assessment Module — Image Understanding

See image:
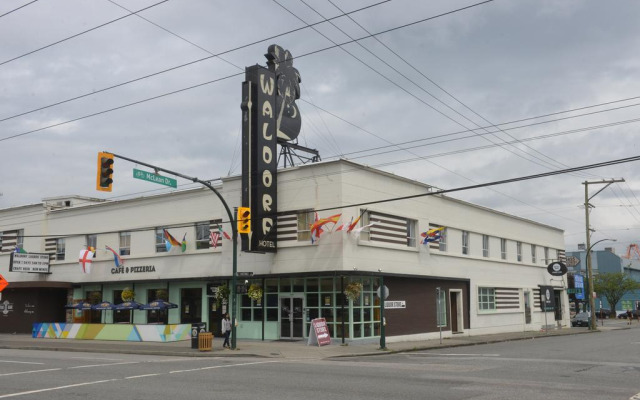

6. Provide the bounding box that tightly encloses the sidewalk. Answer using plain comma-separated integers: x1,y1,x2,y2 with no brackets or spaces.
0,326,626,360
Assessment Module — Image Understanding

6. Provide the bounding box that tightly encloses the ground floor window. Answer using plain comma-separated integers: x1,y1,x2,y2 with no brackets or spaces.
478,287,496,311
147,288,168,324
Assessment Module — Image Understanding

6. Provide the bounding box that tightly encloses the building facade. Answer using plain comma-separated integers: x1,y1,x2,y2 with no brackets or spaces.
0,160,569,340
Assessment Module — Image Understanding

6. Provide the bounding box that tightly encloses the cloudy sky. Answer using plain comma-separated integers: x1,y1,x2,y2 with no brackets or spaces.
1,0,640,254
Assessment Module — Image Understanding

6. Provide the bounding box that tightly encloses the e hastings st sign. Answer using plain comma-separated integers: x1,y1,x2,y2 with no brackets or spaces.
241,45,302,253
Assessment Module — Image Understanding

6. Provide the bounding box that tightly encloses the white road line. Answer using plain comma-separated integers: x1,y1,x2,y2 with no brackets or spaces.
71,357,122,361
0,379,114,398
0,368,61,377
125,374,161,379
169,360,280,374
67,361,139,369
0,360,45,365
413,353,501,357
630,392,640,400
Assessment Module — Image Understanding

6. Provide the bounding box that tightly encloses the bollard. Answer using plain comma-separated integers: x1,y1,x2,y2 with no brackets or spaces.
198,332,213,352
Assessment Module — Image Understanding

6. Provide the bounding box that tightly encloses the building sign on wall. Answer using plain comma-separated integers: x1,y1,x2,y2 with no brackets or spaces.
110,265,156,275
9,253,50,273
241,63,278,253
385,300,406,309
539,286,556,311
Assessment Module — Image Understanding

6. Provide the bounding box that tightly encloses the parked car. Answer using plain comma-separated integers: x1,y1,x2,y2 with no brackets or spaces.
571,312,590,327
595,309,613,318
617,310,640,319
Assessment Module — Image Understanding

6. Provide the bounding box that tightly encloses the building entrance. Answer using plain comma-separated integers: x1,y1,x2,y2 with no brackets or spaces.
280,296,304,339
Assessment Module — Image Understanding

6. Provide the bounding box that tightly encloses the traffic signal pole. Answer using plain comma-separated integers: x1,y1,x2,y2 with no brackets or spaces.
104,152,240,349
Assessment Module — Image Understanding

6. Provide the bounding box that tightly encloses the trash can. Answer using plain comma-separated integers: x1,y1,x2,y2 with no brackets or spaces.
191,322,207,349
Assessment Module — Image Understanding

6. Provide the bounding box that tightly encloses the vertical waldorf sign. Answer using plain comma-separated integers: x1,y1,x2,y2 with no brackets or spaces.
241,65,278,253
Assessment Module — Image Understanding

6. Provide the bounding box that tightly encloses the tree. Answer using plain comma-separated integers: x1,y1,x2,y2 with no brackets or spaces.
593,272,640,316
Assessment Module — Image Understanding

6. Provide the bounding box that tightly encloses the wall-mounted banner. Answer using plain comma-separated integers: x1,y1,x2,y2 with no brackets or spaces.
539,285,556,311
241,64,278,253
9,253,50,274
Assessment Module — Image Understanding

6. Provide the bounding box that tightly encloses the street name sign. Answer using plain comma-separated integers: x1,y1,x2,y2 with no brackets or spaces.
133,169,177,188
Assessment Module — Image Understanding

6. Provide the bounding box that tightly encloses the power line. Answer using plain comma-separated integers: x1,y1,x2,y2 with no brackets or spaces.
0,0,169,67
0,0,390,124
0,0,38,19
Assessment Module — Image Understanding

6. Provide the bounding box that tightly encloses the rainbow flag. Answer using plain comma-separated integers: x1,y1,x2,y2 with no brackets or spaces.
105,245,124,267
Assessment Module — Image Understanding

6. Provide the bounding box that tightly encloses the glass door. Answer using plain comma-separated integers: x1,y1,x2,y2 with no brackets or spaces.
280,296,304,339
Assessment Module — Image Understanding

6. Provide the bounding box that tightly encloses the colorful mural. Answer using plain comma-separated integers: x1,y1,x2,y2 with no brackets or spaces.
32,323,190,342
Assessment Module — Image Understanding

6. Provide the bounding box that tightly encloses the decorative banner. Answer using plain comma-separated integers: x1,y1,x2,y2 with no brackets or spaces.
307,318,331,347
242,64,278,253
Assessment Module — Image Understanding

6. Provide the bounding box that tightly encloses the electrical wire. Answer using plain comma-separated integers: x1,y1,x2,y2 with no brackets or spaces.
0,0,38,19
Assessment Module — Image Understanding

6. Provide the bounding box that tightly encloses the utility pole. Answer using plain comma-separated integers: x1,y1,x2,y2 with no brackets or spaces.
583,178,624,330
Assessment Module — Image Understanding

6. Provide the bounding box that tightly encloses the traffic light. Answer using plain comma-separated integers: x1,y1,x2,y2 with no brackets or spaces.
237,207,251,234
96,152,114,192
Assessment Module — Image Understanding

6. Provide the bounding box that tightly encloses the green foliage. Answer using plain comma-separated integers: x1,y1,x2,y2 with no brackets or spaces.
593,272,640,313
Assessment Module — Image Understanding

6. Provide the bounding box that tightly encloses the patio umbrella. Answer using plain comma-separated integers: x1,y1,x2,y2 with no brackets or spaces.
114,301,144,310
92,301,117,310
139,299,178,310
64,301,94,310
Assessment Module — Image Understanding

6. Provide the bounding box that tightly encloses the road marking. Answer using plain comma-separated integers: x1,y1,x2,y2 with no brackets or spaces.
630,392,640,400
0,360,45,365
0,368,61,377
67,361,139,369
125,374,161,379
71,356,122,361
413,353,501,357
169,360,280,374
0,379,114,398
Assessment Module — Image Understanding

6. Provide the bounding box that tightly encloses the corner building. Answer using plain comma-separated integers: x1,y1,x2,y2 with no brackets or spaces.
0,159,569,341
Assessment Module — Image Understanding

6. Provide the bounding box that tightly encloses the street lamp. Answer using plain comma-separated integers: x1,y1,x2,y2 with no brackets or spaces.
585,238,616,330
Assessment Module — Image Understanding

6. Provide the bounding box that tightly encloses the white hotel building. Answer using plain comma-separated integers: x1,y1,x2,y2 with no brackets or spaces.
0,159,569,341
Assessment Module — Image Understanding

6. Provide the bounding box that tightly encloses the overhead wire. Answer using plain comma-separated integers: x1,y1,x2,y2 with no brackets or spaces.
0,0,38,19
0,0,169,67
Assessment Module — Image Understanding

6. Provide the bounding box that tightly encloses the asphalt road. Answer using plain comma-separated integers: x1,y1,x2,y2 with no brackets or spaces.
1,326,639,400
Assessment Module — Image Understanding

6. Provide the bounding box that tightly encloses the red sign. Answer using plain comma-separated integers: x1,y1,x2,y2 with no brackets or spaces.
0,274,8,292
309,318,331,347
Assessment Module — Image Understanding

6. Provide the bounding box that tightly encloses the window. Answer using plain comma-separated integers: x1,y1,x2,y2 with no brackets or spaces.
16,229,24,249
240,280,264,322
436,288,447,327
482,235,489,258
56,238,65,261
195,222,211,250
297,211,314,241
544,247,549,264
119,232,131,256
517,242,522,262
478,287,496,311
439,228,447,252
155,227,167,253
406,221,417,247
531,244,537,263
462,231,469,255
500,238,507,260
86,234,97,257
147,288,169,324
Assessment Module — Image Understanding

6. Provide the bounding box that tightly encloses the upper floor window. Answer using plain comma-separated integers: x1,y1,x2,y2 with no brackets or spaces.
119,232,131,256
195,222,211,250
462,231,469,255
439,227,447,252
544,247,549,264
500,238,507,260
366,211,417,248
297,211,314,241
155,227,167,253
56,238,65,261
531,244,537,263
482,235,489,257
86,234,97,257
517,242,522,262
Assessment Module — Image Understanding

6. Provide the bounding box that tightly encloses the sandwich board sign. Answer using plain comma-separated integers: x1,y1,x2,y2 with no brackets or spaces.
307,318,331,347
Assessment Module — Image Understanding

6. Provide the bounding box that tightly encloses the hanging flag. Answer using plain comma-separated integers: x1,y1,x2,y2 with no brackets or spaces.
163,229,181,251
78,249,94,274
350,222,377,240
219,225,231,241
210,230,220,249
181,233,187,253
310,213,342,242
347,210,366,233
421,227,445,244
310,212,321,244
14,246,27,254
104,245,123,268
